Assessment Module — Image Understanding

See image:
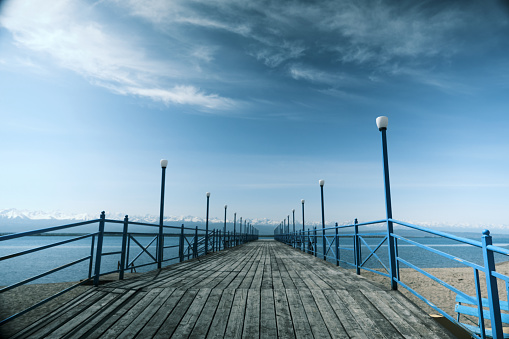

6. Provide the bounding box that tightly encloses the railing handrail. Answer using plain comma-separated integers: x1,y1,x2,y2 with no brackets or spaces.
275,216,508,339
0,219,100,241
0,213,259,327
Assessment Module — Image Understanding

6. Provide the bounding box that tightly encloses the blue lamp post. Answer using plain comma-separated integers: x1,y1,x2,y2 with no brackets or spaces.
319,179,326,260
376,116,398,290
158,159,168,269
301,199,305,250
205,192,210,255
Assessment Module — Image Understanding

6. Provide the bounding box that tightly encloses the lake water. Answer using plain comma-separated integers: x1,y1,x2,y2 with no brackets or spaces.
0,235,181,286
2,234,509,286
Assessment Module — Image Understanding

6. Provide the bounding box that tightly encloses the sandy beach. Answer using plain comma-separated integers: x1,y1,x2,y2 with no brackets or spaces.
361,261,509,317
2,263,509,337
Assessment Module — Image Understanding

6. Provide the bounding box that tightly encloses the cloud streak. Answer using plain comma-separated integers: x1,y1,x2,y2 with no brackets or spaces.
0,0,237,111
2,0,508,111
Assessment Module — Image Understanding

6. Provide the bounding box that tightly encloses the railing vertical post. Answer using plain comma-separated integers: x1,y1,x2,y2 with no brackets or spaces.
233,213,237,246
213,229,216,252
179,224,185,262
307,228,311,254
354,218,360,275
292,209,296,248
314,227,317,257
482,230,503,338
194,226,198,258
119,215,129,280
93,211,106,287
88,235,95,279
335,222,339,266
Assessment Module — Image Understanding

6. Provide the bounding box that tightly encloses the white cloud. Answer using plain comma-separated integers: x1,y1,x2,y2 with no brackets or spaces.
289,64,345,85
126,85,236,110
0,0,236,111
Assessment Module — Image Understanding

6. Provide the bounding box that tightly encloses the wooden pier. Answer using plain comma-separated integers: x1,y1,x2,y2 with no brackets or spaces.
10,240,454,338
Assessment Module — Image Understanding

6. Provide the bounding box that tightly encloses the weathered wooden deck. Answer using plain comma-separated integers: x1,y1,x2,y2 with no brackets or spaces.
10,240,453,338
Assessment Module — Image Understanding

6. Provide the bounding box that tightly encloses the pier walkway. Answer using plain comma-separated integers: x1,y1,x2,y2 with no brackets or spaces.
10,240,453,338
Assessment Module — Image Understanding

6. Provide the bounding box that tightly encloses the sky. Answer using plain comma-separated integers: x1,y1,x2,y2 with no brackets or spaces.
1,0,509,233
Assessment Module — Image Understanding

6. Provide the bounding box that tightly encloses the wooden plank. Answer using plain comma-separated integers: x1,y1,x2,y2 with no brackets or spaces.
134,289,187,338
171,289,213,338
227,258,257,289
260,289,278,338
64,289,139,338
47,291,122,337
275,258,297,289
242,289,260,338
261,258,273,289
99,288,164,337
270,256,285,290
238,249,263,289
321,289,369,339
273,289,296,339
224,289,248,338
188,288,223,338
309,289,349,338
9,289,103,339
360,290,423,338
248,256,265,289
335,289,401,338
276,257,309,290
386,291,456,338
73,291,147,338
285,289,314,339
297,289,332,338
154,289,200,338
18,290,110,338
117,288,176,337
207,289,236,339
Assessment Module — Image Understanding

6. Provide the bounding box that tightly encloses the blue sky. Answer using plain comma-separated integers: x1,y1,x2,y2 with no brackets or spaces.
1,0,509,232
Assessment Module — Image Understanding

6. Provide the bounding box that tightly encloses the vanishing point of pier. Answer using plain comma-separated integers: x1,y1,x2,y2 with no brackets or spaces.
10,240,453,338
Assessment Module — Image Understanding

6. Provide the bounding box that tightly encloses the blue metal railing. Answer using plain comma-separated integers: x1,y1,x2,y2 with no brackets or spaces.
276,218,509,339
0,211,258,326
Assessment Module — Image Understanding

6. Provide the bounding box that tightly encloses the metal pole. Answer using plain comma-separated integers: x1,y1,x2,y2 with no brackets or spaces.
234,213,237,246
302,199,305,250
93,211,106,287
194,226,198,258
320,180,326,260
335,222,339,266
179,224,184,262
482,230,503,338
158,161,167,269
379,121,397,290
119,215,129,280
354,218,360,275
205,192,210,255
